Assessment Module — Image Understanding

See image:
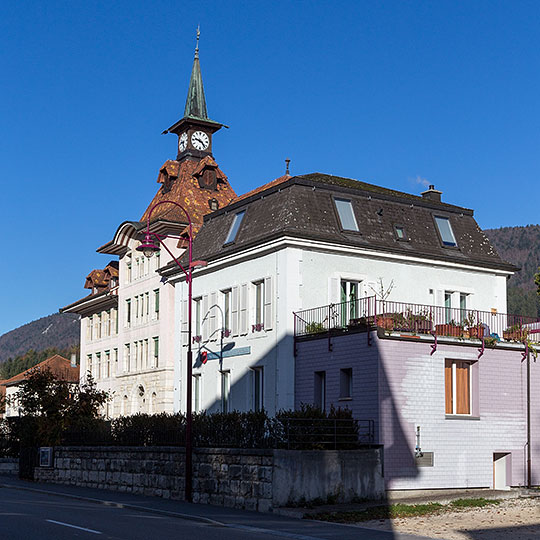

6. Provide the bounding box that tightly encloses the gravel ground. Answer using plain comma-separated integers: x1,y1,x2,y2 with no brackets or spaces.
359,498,540,540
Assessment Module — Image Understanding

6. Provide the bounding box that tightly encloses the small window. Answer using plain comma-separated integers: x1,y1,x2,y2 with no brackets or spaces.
225,210,246,244
314,371,326,410
194,297,202,337
334,198,359,232
434,216,457,247
394,225,407,240
153,337,159,368
193,374,201,413
340,368,353,399
254,280,264,327
221,370,231,413
252,367,264,412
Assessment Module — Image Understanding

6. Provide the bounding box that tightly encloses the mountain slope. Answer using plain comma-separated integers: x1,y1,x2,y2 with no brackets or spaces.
0,312,80,364
484,224,540,317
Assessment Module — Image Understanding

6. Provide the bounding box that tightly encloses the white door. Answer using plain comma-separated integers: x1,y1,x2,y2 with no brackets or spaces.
493,453,510,490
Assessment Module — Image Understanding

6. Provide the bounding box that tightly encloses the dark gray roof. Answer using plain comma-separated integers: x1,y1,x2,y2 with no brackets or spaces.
164,173,517,275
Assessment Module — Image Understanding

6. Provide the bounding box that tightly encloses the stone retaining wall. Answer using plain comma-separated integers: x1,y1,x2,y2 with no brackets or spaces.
0,457,18,475
34,446,383,511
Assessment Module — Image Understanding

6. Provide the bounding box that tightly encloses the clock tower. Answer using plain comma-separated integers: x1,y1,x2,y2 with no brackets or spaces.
163,29,225,162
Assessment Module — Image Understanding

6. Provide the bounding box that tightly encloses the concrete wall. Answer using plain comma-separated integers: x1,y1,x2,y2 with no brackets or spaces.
295,332,539,490
33,446,384,510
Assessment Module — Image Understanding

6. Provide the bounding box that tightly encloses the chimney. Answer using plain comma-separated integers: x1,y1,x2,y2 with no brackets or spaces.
70,353,77,368
421,184,442,202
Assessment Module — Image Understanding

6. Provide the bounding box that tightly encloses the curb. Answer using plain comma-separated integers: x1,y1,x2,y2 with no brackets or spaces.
0,482,224,526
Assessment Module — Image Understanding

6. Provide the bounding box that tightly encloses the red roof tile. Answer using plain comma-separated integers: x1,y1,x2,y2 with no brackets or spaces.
1,355,80,387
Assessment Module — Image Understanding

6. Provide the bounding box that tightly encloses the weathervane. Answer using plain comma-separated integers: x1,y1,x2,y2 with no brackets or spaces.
195,25,200,58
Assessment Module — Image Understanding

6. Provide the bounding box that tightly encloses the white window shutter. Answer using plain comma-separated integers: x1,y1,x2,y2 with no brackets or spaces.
240,283,248,335
231,286,239,336
436,290,444,306
329,277,340,304
210,291,217,339
202,294,209,341
264,276,273,330
182,298,188,344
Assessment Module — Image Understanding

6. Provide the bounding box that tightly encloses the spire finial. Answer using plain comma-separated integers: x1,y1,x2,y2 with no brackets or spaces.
285,158,291,175
195,25,200,59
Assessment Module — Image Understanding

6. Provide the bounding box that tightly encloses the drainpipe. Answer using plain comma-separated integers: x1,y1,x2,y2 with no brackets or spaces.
527,348,531,488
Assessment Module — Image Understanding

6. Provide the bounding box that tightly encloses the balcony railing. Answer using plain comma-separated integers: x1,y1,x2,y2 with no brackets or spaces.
294,296,540,343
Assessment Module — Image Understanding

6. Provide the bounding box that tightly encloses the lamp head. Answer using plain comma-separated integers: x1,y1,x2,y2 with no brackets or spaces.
137,234,160,258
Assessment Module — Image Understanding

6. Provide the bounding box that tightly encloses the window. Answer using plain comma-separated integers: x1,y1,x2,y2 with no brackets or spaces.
445,360,472,415
334,198,359,232
459,293,468,324
434,216,457,247
221,371,230,413
126,299,131,327
340,280,360,324
444,291,452,324
194,297,202,337
105,310,111,336
105,350,111,378
193,374,201,413
124,344,131,372
87,354,93,378
145,292,150,321
135,296,140,323
125,254,132,283
394,225,406,240
225,210,246,244
86,318,92,341
252,367,264,412
254,281,264,328
154,289,160,320
135,257,140,279
222,289,231,332
340,368,353,399
153,337,159,368
314,371,326,410
96,352,101,380
113,348,118,376
155,251,160,270
134,341,139,370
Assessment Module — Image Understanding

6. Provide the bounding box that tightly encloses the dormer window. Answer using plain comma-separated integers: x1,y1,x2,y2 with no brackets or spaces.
225,210,246,244
434,216,457,247
334,198,359,232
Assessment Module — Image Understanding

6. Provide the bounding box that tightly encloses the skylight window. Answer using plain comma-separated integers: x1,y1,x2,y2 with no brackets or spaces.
334,198,359,232
395,226,405,240
225,210,246,244
434,216,457,247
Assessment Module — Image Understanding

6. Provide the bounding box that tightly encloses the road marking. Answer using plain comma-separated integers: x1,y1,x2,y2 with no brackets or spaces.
226,524,326,540
46,519,102,534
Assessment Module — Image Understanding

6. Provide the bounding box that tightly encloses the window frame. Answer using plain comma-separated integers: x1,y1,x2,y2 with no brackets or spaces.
445,359,476,417
252,367,264,412
224,210,246,245
334,197,360,232
220,370,231,413
393,224,409,242
433,215,458,248
339,367,353,400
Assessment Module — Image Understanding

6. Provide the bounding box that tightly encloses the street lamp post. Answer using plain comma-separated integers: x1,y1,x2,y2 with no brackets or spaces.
137,200,206,502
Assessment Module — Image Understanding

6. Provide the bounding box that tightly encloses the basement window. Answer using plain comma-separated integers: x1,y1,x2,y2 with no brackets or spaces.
334,198,359,232
224,210,246,244
434,216,457,247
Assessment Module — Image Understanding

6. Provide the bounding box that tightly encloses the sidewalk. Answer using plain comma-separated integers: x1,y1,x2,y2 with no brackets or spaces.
0,475,432,540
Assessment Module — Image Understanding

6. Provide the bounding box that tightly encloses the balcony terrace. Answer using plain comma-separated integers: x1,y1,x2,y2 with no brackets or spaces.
294,296,540,349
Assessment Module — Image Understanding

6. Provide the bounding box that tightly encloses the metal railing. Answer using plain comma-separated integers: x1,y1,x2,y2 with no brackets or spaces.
280,417,374,449
294,296,540,343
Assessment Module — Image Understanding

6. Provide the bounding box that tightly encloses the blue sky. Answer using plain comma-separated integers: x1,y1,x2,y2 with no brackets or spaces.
1,1,539,336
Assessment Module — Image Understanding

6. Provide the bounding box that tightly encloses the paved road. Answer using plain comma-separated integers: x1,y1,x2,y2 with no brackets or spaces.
0,479,434,540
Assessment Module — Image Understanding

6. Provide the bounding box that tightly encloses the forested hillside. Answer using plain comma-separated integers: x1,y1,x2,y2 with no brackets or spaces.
0,312,80,365
484,224,540,317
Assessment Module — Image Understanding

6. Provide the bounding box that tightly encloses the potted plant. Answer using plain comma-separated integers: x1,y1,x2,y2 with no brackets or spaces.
435,320,464,337
503,324,528,341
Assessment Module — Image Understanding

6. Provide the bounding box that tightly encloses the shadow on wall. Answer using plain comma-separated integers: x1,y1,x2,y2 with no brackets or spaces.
185,327,419,536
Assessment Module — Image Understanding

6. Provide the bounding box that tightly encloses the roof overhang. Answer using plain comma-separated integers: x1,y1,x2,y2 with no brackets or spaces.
60,289,118,317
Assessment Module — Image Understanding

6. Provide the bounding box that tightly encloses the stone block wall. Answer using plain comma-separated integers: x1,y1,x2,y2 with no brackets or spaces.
0,457,18,475
34,445,383,511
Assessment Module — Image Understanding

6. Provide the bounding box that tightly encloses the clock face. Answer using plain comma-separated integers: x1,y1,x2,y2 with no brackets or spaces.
178,132,188,152
191,130,209,151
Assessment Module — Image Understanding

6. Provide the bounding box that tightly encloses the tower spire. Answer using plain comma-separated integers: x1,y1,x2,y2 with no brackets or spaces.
184,26,208,120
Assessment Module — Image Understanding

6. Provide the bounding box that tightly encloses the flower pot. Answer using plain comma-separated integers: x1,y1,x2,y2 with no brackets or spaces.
435,324,463,337
468,326,485,339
